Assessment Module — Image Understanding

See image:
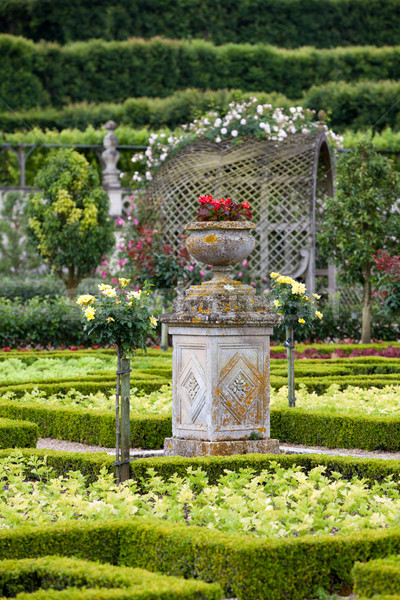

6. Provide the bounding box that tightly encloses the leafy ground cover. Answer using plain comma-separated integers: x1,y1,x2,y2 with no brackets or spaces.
2,454,400,541
4,383,400,418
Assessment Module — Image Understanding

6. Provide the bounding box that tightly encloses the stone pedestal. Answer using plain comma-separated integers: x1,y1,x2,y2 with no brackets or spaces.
161,262,282,457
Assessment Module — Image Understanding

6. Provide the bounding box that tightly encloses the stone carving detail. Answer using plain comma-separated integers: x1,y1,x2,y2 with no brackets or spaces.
179,356,206,425
216,352,267,424
228,371,252,402
102,120,121,187
184,372,200,402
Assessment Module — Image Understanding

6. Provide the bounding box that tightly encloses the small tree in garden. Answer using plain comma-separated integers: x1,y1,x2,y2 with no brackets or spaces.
269,273,322,407
77,279,157,482
319,140,400,343
27,149,115,300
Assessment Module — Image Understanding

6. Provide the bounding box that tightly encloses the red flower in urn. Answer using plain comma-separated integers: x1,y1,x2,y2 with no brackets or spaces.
197,195,252,222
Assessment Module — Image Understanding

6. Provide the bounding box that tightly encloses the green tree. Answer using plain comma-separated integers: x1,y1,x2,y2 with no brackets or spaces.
319,141,400,343
27,149,115,299
0,191,42,276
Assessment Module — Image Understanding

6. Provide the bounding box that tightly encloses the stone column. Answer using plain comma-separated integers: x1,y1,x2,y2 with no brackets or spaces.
102,121,122,215
161,253,282,457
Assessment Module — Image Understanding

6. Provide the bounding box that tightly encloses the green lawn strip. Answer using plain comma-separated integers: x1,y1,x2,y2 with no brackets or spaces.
0,418,38,449
271,342,400,355
0,556,222,600
3,449,400,600
352,555,400,598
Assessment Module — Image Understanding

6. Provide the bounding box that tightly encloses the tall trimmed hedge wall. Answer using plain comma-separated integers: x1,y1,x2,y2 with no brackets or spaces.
1,0,400,48
3,35,400,111
3,81,400,134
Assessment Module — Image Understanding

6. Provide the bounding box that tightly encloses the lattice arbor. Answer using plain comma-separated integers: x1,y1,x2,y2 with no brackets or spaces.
147,132,334,292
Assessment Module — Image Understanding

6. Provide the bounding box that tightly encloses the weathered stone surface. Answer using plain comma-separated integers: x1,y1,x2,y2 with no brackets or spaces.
170,326,274,442
161,220,282,458
164,437,280,457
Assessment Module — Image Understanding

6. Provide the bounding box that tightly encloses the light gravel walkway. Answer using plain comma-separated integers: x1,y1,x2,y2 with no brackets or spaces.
36,438,400,460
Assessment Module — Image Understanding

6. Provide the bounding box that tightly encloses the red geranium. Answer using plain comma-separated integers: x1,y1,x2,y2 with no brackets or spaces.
196,195,252,222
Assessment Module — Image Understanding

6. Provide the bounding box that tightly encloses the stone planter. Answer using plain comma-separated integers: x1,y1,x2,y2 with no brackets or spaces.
185,221,256,270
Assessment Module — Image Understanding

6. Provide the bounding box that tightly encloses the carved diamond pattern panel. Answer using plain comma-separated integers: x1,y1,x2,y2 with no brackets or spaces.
146,133,328,283
178,355,206,425
216,352,267,425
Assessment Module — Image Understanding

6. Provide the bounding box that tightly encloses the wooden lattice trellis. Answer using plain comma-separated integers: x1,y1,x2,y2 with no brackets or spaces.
147,131,334,292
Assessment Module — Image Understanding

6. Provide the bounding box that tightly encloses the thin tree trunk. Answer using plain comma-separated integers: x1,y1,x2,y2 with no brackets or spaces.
285,322,296,407
361,267,372,344
65,267,79,300
120,356,131,482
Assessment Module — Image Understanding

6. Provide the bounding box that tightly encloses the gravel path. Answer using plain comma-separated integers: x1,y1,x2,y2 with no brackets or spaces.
36,438,400,460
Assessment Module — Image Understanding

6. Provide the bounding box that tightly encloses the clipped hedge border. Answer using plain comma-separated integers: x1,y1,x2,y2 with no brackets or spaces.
4,450,400,600
0,401,171,449
352,555,400,598
0,417,38,449
4,35,400,110
0,556,222,600
2,395,400,451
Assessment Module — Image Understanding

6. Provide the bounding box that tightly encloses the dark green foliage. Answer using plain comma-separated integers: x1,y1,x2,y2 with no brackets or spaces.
0,277,66,301
306,80,400,133
0,296,90,347
0,417,38,448
3,36,400,110
1,0,400,48
0,556,222,600
352,555,400,598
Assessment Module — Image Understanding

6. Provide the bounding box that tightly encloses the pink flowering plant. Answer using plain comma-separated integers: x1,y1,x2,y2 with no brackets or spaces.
197,194,252,222
77,279,157,358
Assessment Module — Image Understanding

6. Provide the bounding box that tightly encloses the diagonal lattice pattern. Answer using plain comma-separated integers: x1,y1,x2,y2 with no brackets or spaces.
147,132,334,284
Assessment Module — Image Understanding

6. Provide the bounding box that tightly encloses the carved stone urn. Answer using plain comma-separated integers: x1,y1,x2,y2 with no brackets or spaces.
185,221,256,272
161,218,282,457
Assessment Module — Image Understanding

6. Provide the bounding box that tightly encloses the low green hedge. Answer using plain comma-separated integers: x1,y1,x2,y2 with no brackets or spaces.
352,555,400,598
2,389,400,451
0,556,222,600
0,417,38,449
3,451,400,600
0,401,171,448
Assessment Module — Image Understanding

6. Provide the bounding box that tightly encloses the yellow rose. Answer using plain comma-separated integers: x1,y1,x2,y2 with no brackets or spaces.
273,299,280,307
298,318,305,324
270,272,280,279
119,278,131,287
107,317,115,322
102,287,117,298
76,294,95,306
150,316,158,327
98,284,112,291
313,293,321,300
315,311,323,319
84,307,96,321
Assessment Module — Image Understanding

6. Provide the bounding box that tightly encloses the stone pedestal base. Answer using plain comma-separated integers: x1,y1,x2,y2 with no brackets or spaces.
164,437,280,457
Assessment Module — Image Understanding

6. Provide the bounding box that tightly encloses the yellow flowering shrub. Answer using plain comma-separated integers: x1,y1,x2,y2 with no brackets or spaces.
269,272,322,327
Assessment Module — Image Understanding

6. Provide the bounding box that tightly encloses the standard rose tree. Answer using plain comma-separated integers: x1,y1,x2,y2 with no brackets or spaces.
77,279,157,482
269,272,322,407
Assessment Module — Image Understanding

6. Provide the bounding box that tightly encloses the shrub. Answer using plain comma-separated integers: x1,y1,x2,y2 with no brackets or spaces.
1,0,400,48
0,556,222,600
0,418,38,448
2,36,400,110
0,277,66,301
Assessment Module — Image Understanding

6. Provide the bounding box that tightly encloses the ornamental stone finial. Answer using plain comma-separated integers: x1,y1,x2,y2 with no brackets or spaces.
102,121,120,188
